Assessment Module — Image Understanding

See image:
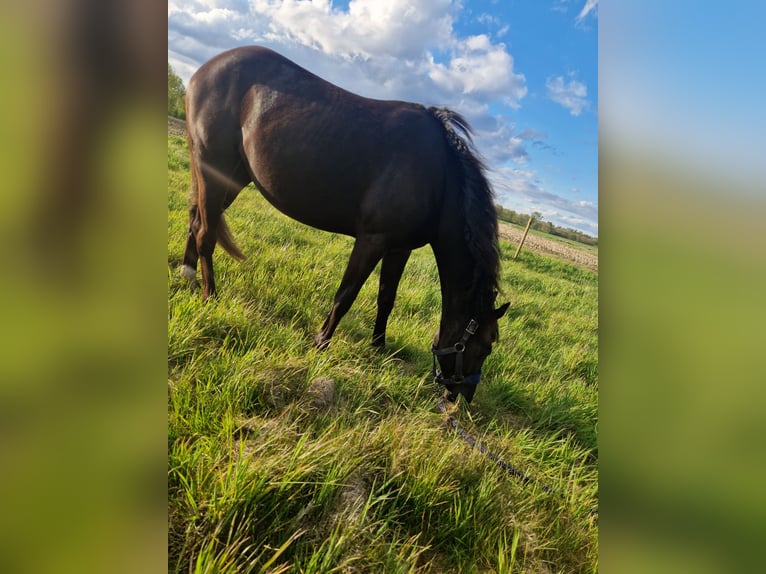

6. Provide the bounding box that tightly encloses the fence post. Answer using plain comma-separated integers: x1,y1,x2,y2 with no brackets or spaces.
513,216,535,260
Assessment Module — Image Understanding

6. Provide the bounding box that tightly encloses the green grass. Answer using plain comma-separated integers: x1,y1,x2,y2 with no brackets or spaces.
168,134,598,573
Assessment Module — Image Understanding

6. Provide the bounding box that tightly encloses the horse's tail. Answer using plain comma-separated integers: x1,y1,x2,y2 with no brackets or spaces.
217,214,246,260
186,134,246,262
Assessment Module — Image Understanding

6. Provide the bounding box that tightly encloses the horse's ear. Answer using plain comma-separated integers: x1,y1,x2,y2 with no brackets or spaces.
494,302,510,319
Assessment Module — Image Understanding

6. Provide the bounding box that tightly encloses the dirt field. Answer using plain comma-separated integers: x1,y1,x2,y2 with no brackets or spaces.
168,116,597,272
168,116,186,137
498,222,598,272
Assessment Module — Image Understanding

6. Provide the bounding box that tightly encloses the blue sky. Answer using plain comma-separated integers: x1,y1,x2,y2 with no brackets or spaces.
601,1,765,195
169,0,598,236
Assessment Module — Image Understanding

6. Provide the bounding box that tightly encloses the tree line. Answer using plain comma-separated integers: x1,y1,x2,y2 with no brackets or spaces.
168,64,186,120
495,205,598,246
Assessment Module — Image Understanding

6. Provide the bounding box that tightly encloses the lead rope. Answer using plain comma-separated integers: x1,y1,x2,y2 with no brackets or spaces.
437,397,551,491
437,397,599,517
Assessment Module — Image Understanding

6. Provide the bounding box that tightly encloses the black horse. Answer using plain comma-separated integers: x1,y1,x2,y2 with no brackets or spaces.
181,46,508,402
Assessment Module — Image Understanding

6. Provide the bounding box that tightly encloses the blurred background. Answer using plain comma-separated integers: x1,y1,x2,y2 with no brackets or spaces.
0,1,166,573
600,2,766,572
0,1,763,572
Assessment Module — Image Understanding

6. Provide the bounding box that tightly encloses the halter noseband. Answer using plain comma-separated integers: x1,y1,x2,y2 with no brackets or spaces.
432,319,482,386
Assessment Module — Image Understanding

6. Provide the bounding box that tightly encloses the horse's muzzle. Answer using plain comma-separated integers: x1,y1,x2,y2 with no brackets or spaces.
442,381,479,404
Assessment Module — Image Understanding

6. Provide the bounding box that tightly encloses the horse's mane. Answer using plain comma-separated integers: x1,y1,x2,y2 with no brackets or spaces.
428,107,501,310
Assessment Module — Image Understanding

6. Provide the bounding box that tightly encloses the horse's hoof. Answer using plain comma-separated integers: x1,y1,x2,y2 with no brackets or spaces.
312,335,330,350
201,289,218,301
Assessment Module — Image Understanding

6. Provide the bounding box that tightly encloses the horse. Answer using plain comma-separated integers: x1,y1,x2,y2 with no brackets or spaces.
180,46,509,403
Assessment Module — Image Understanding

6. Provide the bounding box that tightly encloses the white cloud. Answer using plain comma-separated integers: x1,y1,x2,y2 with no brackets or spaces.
168,0,529,144
428,35,526,106
546,75,589,116
168,1,525,107
476,123,533,166
575,0,599,24
477,13,500,26
247,0,454,60
491,166,598,234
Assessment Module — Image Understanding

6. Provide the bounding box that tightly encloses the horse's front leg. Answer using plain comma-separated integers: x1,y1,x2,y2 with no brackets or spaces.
313,236,385,349
372,250,411,347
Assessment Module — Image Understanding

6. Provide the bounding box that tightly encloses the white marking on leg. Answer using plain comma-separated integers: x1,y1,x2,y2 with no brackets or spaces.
180,265,197,281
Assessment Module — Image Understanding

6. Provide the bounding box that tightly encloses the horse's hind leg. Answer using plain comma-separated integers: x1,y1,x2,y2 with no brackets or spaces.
182,180,242,285
181,204,201,284
196,181,239,300
314,236,386,349
372,250,411,347
180,156,209,284
194,164,246,299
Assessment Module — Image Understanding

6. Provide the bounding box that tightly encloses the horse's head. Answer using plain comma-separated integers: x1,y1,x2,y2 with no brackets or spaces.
432,302,510,403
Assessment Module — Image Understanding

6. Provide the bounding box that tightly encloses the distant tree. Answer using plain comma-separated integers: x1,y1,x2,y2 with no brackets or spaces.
168,64,186,119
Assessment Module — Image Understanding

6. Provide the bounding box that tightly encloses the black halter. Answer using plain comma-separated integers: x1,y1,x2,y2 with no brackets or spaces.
432,319,482,386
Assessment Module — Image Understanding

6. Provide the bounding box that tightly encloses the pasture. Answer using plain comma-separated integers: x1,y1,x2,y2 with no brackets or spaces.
168,132,598,572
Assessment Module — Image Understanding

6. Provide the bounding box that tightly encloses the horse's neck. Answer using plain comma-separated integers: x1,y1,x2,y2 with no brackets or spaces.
432,209,476,330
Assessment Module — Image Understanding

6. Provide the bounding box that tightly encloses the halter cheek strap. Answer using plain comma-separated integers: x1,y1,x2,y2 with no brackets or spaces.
432,319,481,385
